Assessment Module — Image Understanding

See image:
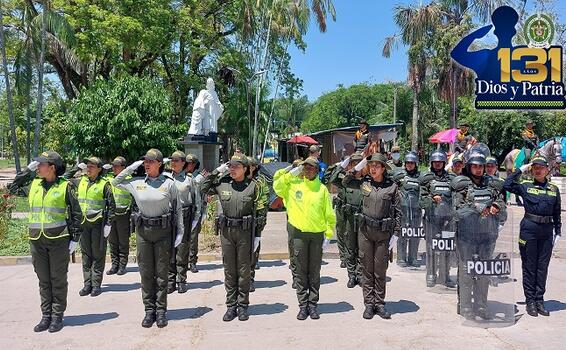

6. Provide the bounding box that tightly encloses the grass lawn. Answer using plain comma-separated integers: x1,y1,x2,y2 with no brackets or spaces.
14,197,28,212
0,219,29,256
0,158,27,169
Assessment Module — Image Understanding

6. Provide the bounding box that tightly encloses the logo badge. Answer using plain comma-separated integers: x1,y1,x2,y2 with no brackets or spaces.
295,190,303,200
525,14,554,48
451,6,565,110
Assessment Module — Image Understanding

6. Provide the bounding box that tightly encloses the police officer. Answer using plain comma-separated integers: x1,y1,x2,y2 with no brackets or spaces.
455,123,475,153
186,154,206,273
201,154,265,322
343,153,401,320
247,156,269,291
8,151,83,332
274,157,335,320
387,146,403,170
448,154,464,176
106,156,132,276
452,153,506,320
72,157,116,297
309,145,327,180
323,159,348,269
354,120,371,152
521,120,539,164
112,148,184,328
504,156,561,317
485,157,498,177
419,150,457,288
394,152,422,267
166,151,201,294
328,152,364,287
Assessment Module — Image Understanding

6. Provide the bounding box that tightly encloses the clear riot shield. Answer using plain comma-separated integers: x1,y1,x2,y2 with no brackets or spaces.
456,202,517,327
425,199,458,293
398,188,425,270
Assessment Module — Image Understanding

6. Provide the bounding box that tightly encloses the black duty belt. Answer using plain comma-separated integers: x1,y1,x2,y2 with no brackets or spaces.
524,212,553,224
216,214,254,230
342,203,360,214
141,213,172,228
359,213,393,230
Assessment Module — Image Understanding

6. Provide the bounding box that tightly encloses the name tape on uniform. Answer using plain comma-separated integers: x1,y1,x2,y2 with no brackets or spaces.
401,226,425,238
466,259,511,276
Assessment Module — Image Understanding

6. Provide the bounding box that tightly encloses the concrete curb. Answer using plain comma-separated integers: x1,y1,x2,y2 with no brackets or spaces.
0,252,341,266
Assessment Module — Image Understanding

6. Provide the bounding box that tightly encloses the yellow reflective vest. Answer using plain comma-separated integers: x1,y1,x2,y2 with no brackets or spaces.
77,176,107,222
28,178,69,240
273,169,336,239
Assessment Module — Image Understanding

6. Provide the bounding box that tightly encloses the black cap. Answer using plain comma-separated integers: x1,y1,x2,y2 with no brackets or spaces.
84,156,103,168
170,150,186,161
34,151,63,168
141,148,164,162
531,156,548,167
367,153,389,167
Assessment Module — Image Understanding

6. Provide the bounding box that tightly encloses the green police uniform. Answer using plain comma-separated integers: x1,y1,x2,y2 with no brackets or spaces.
106,157,133,275
328,159,363,286
323,163,348,268
343,153,401,320
187,154,206,270
9,151,83,332
201,154,261,321
167,153,201,293
112,149,184,328
250,168,269,290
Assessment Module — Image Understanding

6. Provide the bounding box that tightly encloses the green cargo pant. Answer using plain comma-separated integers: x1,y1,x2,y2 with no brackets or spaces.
359,227,390,306
335,208,347,263
220,226,252,307
290,225,324,308
169,215,191,285
80,221,106,288
188,217,201,265
108,212,131,269
137,225,172,313
344,215,360,279
30,236,70,318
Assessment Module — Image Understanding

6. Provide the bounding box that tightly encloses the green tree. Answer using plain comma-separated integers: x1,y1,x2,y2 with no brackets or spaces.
67,76,181,161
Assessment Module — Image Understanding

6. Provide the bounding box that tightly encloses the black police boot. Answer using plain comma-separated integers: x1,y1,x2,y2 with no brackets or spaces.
362,305,374,320
426,275,436,288
142,312,156,328
340,261,346,269
237,306,250,321
223,307,238,322
177,282,188,294
48,316,63,333
526,302,538,317
444,278,457,288
347,276,357,289
460,308,475,320
308,306,320,320
34,315,51,332
397,261,408,268
90,286,102,297
475,308,493,320
375,305,391,319
296,307,309,321
250,280,256,292
116,266,127,275
189,263,199,273
106,265,119,275
79,285,92,296
156,312,168,328
536,302,550,316
167,283,176,294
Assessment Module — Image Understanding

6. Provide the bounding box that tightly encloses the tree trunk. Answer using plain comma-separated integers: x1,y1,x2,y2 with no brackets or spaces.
0,7,22,172
33,0,48,157
411,87,419,152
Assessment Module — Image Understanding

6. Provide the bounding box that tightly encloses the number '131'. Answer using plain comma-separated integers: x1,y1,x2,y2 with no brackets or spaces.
498,47,562,83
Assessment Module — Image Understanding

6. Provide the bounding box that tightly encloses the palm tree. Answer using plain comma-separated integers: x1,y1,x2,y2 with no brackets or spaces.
383,3,441,151
0,6,22,172
34,0,48,157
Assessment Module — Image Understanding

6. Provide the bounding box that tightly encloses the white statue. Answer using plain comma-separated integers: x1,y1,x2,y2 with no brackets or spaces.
188,78,224,136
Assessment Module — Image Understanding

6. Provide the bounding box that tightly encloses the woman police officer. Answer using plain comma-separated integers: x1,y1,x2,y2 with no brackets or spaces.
112,148,184,328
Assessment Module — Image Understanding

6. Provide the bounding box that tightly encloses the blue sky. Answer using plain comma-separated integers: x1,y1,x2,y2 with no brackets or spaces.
289,0,566,101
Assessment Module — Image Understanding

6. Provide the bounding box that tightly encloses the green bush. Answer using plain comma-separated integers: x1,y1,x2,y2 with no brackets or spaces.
68,75,184,162
0,219,28,256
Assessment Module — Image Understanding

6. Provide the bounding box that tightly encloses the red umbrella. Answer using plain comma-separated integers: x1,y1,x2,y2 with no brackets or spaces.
428,128,459,143
287,135,319,145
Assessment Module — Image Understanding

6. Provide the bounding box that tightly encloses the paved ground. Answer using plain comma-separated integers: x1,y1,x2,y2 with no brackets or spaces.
1,255,565,350
1,175,565,349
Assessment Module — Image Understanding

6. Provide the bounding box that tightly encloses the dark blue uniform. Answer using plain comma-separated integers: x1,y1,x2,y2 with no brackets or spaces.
503,170,562,305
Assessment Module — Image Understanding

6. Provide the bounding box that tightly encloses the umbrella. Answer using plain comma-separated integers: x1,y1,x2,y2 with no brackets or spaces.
429,128,459,143
287,135,318,145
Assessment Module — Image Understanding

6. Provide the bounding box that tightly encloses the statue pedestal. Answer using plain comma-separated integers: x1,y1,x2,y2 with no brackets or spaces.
180,135,221,171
